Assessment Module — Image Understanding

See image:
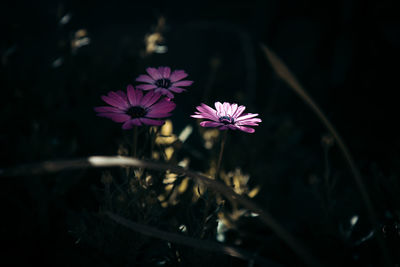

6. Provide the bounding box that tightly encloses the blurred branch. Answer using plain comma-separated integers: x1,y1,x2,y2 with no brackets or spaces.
105,211,276,265
260,44,391,266
1,155,321,267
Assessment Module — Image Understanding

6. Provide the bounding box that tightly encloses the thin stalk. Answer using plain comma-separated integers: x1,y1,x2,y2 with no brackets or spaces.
132,126,138,158
0,156,322,267
215,130,227,180
260,44,391,266
150,126,159,159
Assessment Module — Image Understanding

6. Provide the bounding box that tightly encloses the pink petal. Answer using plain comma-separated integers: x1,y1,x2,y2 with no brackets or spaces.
136,84,158,91
146,67,162,80
199,121,223,128
237,126,255,133
159,66,171,78
191,114,218,120
172,80,193,87
122,121,133,130
232,105,246,118
222,102,231,115
195,105,218,120
227,124,237,130
237,120,260,126
97,113,130,122
170,70,188,82
160,88,174,99
94,106,124,113
115,90,128,101
108,91,128,104
237,118,262,124
192,111,218,121
169,87,186,93
146,112,172,118
214,102,224,115
101,95,128,109
199,103,218,115
235,113,259,122
140,90,162,107
121,119,141,129
127,85,143,106
229,103,238,116
136,74,154,83
149,99,176,113
140,118,165,126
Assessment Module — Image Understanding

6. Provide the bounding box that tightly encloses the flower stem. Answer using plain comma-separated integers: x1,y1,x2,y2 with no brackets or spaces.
150,126,159,159
215,130,227,180
132,126,138,158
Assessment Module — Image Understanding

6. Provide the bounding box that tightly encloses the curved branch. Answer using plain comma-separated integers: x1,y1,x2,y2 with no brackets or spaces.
260,44,391,266
1,155,321,267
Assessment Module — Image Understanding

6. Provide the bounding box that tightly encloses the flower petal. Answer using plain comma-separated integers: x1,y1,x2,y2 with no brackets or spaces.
159,66,171,78
97,113,130,122
108,91,129,105
232,105,246,118
192,110,218,121
140,118,165,126
94,106,124,113
149,99,176,113
237,118,262,125
115,90,128,101
140,90,162,107
235,113,259,122
169,87,186,93
160,88,174,99
121,119,141,129
127,85,143,106
236,126,255,133
146,112,172,118
136,74,154,83
170,70,188,82
199,103,218,115
214,102,224,115
227,124,237,130
199,121,223,128
101,95,128,109
223,102,231,115
136,84,158,91
172,80,193,87
146,67,162,80
229,103,238,116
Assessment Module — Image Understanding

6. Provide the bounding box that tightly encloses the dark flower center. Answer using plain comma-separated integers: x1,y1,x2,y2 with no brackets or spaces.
155,78,172,89
219,116,235,124
126,106,147,118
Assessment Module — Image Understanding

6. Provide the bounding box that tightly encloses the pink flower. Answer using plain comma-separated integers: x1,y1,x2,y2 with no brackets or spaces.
191,102,261,133
135,66,193,98
95,85,176,129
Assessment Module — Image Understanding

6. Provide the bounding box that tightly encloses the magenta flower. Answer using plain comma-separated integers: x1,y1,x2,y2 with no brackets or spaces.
135,66,193,99
191,102,261,133
94,85,176,129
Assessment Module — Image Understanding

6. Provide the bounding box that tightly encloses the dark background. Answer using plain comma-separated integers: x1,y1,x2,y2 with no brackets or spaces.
1,0,399,266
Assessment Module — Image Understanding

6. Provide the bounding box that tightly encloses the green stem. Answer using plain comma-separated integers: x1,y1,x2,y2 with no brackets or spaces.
132,126,138,158
150,126,159,159
215,130,227,180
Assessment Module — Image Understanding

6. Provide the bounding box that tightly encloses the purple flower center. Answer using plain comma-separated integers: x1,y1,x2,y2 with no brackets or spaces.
155,78,172,89
219,116,235,124
126,106,147,118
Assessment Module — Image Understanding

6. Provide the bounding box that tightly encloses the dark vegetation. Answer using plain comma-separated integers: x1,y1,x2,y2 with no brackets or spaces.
1,0,399,266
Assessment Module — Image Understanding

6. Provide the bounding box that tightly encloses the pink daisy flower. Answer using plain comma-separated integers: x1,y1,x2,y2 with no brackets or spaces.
94,85,176,129
135,66,193,99
191,102,261,133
